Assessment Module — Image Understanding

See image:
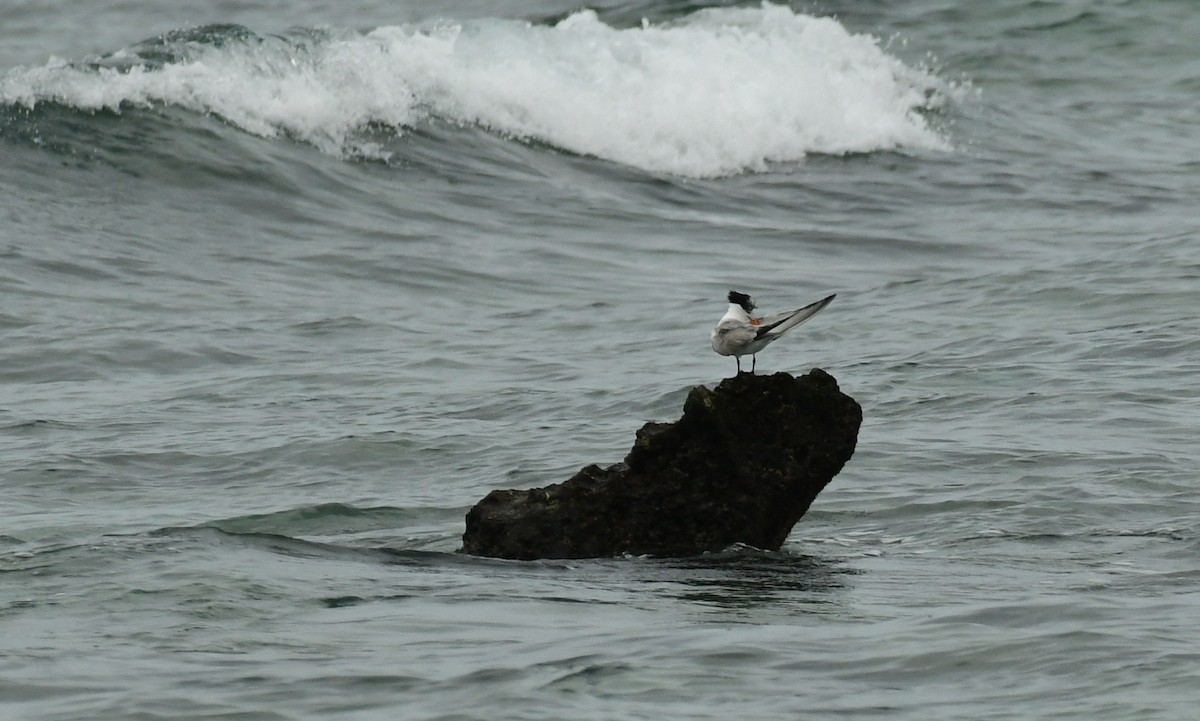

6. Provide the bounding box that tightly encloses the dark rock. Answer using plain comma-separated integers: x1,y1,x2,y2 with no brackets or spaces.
460,369,862,560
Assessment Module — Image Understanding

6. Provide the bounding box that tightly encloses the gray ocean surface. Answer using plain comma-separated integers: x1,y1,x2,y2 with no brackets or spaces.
2,1,1198,719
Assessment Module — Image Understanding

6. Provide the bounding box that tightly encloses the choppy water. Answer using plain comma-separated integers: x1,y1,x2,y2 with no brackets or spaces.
2,1,1198,719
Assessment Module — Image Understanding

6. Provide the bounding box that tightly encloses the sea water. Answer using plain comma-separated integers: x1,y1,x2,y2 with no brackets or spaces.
2,1,1198,719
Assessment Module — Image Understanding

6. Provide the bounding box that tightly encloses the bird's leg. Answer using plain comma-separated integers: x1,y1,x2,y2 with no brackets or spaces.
735,356,742,374
751,354,757,374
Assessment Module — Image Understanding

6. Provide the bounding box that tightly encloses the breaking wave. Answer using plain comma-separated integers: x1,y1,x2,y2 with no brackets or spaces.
1,4,956,177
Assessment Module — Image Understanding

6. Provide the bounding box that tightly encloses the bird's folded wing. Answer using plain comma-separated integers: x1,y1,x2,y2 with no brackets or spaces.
755,294,836,339
713,320,757,352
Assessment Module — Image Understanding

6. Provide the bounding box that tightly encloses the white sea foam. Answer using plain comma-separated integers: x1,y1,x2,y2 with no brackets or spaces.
1,4,954,177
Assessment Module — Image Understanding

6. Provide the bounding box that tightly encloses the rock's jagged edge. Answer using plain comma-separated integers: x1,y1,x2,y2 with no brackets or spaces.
460,368,862,560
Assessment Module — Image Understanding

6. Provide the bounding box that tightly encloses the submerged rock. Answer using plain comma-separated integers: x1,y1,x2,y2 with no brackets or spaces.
460,369,861,560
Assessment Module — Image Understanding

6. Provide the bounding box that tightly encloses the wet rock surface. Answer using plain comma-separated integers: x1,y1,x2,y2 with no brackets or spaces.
461,369,862,560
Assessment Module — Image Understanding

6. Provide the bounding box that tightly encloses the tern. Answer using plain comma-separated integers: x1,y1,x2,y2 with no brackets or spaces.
711,290,836,374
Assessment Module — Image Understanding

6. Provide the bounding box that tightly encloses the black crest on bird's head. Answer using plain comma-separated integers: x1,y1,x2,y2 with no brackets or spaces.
728,290,755,313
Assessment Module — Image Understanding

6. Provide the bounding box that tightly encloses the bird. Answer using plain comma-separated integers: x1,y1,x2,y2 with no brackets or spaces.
711,290,836,374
